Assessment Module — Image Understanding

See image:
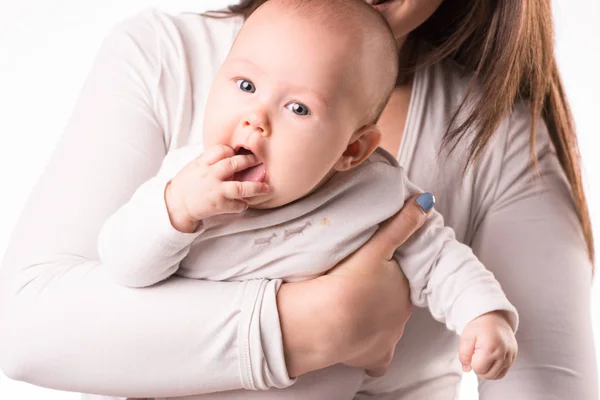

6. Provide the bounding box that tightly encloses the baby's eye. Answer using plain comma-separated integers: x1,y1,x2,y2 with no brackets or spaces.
236,79,256,93
286,102,310,116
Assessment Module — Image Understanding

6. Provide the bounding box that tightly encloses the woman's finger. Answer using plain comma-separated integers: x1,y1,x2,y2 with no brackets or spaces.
221,180,269,200
213,153,263,179
369,192,436,261
365,347,396,377
365,365,388,378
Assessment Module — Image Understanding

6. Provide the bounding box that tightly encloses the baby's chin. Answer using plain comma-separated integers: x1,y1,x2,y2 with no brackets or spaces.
246,193,294,210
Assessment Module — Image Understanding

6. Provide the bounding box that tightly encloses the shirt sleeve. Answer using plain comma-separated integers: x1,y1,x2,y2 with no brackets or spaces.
395,178,519,335
0,10,294,398
471,103,597,399
97,144,207,288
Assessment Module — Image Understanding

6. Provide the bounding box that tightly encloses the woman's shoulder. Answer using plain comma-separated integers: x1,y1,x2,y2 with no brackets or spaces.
409,50,554,241
100,8,243,150
97,8,242,89
108,8,242,65
112,8,243,39
421,51,545,146
414,47,550,173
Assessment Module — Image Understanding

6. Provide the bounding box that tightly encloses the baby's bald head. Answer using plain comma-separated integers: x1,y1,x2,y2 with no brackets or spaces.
248,0,399,125
205,0,401,207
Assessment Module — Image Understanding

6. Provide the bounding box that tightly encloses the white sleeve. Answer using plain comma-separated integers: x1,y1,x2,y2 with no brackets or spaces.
395,178,519,335
472,104,597,399
98,144,207,288
0,10,294,398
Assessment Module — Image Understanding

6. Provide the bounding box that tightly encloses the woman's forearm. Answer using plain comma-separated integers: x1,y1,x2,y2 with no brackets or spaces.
0,14,294,395
0,258,292,397
277,278,342,377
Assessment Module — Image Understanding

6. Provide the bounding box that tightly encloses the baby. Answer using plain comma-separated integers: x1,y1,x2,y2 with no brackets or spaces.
98,0,518,396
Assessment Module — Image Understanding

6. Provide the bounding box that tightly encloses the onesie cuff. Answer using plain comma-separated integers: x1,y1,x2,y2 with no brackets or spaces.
143,176,206,249
450,284,519,335
238,279,297,390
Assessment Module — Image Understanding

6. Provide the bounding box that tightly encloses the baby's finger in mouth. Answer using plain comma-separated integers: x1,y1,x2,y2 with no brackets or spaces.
214,153,263,179
222,181,270,200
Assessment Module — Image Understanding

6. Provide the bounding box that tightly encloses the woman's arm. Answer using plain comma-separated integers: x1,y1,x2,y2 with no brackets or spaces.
0,10,422,397
471,103,597,399
0,13,296,397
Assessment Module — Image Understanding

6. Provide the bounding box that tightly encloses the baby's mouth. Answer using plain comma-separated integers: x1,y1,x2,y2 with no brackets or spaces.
233,147,267,183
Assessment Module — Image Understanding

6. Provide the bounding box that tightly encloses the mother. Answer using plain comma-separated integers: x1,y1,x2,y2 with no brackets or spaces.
0,0,596,399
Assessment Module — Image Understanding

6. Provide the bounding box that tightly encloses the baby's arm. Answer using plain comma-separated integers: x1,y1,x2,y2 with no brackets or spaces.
395,179,518,379
97,144,206,287
97,143,267,287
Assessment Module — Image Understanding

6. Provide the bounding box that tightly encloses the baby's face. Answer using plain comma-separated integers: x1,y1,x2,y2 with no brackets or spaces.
203,7,372,209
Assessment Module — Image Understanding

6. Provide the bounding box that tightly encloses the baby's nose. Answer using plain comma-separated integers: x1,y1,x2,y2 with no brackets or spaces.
242,111,270,137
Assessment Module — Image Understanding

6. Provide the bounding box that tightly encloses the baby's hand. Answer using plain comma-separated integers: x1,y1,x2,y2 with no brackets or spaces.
458,311,517,380
165,144,269,232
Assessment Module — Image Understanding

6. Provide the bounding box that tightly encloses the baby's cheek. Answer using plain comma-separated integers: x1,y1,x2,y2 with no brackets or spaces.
201,116,220,144
278,166,312,200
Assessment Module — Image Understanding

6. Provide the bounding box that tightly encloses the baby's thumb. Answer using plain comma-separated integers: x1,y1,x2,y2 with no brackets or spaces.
458,332,476,373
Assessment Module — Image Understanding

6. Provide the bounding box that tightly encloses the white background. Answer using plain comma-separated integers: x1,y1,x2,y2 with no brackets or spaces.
0,0,598,399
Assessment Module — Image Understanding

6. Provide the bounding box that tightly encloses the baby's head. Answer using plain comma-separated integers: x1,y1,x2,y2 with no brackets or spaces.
203,0,398,208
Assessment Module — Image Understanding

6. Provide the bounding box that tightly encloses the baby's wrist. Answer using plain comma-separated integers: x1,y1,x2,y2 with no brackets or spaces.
164,181,201,233
485,310,513,327
465,310,514,333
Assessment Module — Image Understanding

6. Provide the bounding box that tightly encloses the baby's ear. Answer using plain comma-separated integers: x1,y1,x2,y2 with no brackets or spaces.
334,125,382,172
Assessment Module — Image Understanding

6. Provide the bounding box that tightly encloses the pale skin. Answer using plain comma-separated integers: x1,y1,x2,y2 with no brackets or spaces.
162,0,517,383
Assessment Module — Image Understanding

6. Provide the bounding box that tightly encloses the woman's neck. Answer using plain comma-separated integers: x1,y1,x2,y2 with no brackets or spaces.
377,80,413,158
376,36,417,158
395,35,418,87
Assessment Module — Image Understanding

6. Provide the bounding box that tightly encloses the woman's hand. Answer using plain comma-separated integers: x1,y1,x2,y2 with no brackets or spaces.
277,193,435,378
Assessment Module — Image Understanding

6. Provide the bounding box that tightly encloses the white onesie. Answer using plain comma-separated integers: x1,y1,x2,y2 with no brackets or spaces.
98,144,518,336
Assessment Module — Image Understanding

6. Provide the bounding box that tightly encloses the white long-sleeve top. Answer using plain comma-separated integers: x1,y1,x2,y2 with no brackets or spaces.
97,144,517,336
0,8,596,400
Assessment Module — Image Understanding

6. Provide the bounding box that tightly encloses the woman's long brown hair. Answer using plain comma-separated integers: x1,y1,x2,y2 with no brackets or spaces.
212,0,595,266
